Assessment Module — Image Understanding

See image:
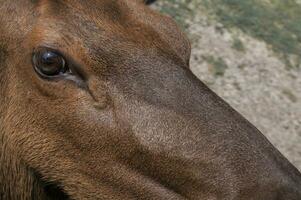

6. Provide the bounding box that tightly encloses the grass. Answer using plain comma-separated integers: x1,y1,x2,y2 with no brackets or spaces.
232,37,245,52
155,0,198,29
156,0,301,68
202,55,228,76
282,88,298,103
202,0,301,68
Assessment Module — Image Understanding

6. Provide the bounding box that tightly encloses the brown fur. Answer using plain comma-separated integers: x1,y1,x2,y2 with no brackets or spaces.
0,0,300,199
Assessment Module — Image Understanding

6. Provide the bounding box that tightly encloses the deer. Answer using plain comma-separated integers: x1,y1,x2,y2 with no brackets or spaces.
0,0,300,199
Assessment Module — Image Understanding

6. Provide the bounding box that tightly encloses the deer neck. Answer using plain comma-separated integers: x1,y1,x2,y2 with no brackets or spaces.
0,132,49,199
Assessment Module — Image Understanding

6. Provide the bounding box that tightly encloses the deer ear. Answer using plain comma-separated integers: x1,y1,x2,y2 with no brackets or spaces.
144,0,156,5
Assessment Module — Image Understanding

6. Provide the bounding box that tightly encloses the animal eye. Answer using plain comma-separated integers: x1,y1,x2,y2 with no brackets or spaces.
33,49,68,77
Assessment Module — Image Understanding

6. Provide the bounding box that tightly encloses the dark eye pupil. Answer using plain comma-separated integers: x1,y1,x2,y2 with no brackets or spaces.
42,52,60,64
34,50,66,76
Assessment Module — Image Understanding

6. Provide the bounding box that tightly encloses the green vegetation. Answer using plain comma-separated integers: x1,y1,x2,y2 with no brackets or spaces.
157,0,301,68
202,55,228,76
232,37,245,52
202,0,301,68
282,88,298,103
155,0,198,29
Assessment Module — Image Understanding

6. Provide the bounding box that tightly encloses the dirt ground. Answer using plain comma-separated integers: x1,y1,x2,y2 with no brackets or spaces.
153,1,301,171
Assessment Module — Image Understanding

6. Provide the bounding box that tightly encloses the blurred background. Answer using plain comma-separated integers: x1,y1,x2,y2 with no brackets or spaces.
152,0,301,170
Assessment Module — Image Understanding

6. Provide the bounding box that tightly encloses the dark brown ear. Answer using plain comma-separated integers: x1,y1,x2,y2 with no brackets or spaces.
144,0,156,5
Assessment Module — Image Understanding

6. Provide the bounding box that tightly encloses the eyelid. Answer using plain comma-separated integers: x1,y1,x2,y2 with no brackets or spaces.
63,55,88,82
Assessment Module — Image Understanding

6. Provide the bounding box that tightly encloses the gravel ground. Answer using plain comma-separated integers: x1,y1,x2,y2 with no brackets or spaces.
154,1,301,171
